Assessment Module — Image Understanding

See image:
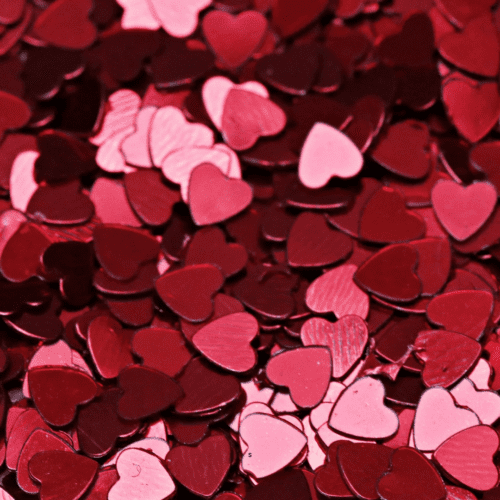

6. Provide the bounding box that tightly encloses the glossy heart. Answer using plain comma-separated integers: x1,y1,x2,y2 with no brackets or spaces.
451,379,500,425
272,0,328,37
9,151,38,213
301,316,369,379
0,92,31,141
120,106,156,168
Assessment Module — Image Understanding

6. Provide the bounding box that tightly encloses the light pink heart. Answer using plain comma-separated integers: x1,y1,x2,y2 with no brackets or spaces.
96,126,137,174
116,0,160,29
10,150,38,212
120,106,157,168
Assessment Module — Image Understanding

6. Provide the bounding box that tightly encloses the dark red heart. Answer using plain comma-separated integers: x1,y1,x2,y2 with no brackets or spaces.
315,441,355,498
272,0,328,37
0,90,31,141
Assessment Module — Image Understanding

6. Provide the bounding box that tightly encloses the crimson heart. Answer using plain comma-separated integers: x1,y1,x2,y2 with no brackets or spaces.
0,91,31,141
470,141,500,193
117,365,184,420
188,163,253,226
414,330,481,388
32,0,97,50
29,366,97,427
166,434,232,498
287,212,353,268
272,0,328,37
155,264,224,322
29,450,98,500
354,244,421,303
359,187,426,243
202,10,267,69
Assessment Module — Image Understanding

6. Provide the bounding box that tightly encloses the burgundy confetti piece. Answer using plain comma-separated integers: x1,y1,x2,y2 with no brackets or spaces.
0,92,31,141
272,0,327,37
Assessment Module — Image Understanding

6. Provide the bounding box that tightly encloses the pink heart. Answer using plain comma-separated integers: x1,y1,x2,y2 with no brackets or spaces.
96,126,137,174
298,123,363,189
305,264,370,319
192,312,258,373
120,106,157,168
266,347,332,408
188,163,253,226
116,0,160,30
451,378,500,425
10,150,38,212
109,448,176,500
431,180,497,241
413,387,480,452
434,425,499,491
329,377,399,439
239,413,307,479
301,316,368,379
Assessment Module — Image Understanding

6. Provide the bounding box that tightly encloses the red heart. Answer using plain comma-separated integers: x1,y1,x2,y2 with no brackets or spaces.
438,16,499,78
431,180,497,241
442,74,500,143
188,163,253,226
29,366,97,427
32,0,97,50
117,365,184,420
359,186,426,243
266,347,332,408
272,0,328,37
435,0,495,28
354,244,422,303
29,450,98,500
287,212,353,268
414,330,481,388
0,91,31,141
166,434,232,498
470,141,500,193
377,448,446,500
426,290,493,340
202,10,267,69
434,425,499,491
193,312,258,373
221,89,287,151
155,264,224,322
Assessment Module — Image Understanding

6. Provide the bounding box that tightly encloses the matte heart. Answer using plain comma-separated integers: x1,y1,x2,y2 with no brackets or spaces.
120,106,156,168
29,450,98,500
305,264,370,319
239,413,307,478
413,387,480,452
438,16,499,78
29,366,97,427
93,224,160,281
192,312,258,373
155,264,223,322
359,187,426,243
272,0,328,37
436,0,495,28
287,212,353,268
431,180,497,241
301,316,369,379
377,448,446,500
117,365,183,420
109,448,176,500
298,122,363,189
202,10,267,69
434,425,499,491
354,244,421,303
166,435,231,498
329,377,399,439
371,120,431,180
32,0,97,50
426,290,493,340
266,347,331,408
442,75,500,143
414,330,481,388
188,163,253,226
451,379,500,425
221,89,286,151
247,469,314,500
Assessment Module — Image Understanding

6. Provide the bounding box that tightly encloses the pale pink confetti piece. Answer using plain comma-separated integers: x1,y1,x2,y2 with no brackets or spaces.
157,256,170,275
90,89,141,146
161,145,231,202
149,106,214,167
105,438,170,466
10,151,38,212
0,210,26,258
147,0,212,38
229,382,274,431
116,0,160,29
90,178,142,227
270,392,299,413
109,448,176,500
450,378,500,425
239,413,307,479
299,123,364,189
468,358,492,390
202,76,268,130
0,488,14,500
408,430,433,459
310,403,334,430
413,387,480,452
329,377,399,439
281,415,304,433
144,419,168,440
302,415,326,471
238,403,274,453
305,264,369,319
316,422,374,449
120,106,157,168
96,126,137,174
213,143,241,179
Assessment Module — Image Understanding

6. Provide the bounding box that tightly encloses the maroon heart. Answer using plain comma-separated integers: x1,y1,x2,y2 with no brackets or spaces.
155,264,224,322
29,366,97,427
166,434,232,498
287,212,353,268
354,244,422,303
315,441,355,498
272,0,328,37
117,364,184,420
470,141,500,193
0,90,31,141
